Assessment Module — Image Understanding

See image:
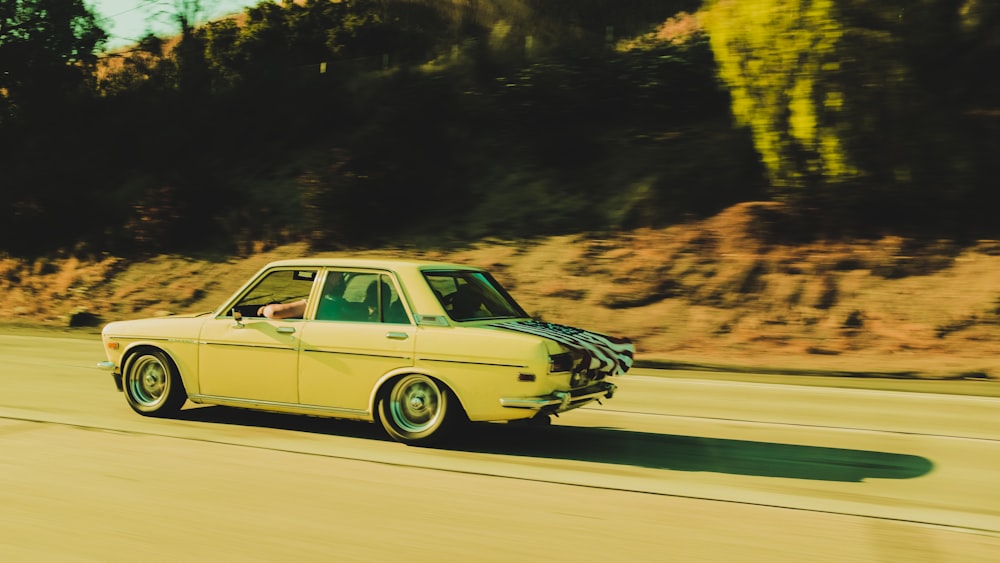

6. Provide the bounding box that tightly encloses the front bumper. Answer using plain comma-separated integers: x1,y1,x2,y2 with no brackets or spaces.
499,380,616,413
98,361,123,391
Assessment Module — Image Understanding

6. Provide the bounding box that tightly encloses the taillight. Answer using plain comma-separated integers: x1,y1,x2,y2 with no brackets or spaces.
548,353,573,373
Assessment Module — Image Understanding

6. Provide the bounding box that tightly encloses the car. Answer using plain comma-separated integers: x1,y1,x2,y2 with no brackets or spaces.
98,258,634,445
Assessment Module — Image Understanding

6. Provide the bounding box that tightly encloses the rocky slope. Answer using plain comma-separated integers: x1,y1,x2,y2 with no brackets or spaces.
3,202,998,379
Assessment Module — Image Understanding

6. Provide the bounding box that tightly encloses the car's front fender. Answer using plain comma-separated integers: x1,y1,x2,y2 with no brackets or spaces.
101,316,209,396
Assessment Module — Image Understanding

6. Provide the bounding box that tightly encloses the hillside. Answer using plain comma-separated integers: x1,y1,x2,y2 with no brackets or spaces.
2,202,999,380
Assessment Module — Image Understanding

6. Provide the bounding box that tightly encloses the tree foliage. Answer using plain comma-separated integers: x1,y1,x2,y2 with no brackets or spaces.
2,0,741,257
0,0,106,122
703,0,1000,229
703,0,850,192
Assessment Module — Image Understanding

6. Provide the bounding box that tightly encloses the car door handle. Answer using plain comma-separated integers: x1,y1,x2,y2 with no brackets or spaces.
386,331,409,340
276,327,296,334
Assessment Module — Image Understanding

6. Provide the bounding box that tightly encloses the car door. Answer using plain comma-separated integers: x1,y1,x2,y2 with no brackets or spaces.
297,271,416,413
198,268,318,404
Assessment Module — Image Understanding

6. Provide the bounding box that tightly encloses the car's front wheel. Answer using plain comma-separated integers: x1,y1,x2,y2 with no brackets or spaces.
377,374,461,445
123,349,187,416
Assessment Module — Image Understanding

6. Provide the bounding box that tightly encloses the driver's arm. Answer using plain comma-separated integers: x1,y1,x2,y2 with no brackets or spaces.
257,299,307,319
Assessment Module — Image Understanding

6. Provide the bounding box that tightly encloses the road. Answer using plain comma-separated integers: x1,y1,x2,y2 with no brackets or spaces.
1,333,998,561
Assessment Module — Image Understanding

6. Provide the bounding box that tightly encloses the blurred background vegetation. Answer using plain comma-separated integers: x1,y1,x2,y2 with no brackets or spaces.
1,0,997,258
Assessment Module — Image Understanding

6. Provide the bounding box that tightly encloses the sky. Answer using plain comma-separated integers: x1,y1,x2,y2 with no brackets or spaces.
90,0,260,49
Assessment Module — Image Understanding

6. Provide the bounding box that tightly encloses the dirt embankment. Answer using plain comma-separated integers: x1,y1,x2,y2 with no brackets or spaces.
2,202,999,380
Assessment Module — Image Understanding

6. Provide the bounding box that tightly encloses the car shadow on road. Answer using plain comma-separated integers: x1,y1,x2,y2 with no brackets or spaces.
172,405,933,483
447,423,934,483
173,404,390,440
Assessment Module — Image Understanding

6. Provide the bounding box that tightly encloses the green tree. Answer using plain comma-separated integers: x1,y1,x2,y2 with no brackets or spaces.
0,0,107,122
702,0,851,194
168,0,212,98
97,34,170,97
703,0,1000,230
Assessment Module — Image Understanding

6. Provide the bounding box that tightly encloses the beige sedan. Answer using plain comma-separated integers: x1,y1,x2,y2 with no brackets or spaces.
99,258,634,445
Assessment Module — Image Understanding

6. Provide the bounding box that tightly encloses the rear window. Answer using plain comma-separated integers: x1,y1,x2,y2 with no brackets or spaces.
424,270,527,321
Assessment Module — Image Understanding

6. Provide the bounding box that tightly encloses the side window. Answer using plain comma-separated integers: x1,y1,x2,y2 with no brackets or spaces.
315,271,409,324
229,269,317,318
374,274,410,324
316,271,377,322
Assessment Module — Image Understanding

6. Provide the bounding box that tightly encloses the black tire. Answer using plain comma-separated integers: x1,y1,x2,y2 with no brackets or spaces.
123,349,187,417
377,374,462,445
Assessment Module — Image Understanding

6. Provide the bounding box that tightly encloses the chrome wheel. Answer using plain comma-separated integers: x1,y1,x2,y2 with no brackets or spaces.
130,355,167,406
378,374,458,445
389,375,442,433
123,349,187,416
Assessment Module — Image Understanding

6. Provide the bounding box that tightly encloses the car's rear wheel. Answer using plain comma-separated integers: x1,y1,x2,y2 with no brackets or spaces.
123,349,187,416
377,374,460,445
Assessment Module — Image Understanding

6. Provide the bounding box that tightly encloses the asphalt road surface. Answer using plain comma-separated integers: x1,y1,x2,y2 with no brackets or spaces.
1,333,998,562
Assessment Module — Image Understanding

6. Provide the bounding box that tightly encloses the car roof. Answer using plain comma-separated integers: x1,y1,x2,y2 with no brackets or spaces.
262,257,482,273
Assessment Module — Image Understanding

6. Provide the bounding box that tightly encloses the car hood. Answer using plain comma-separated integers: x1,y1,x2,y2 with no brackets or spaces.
102,312,212,339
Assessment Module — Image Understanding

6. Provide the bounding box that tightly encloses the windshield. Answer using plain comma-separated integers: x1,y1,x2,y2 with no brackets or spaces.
424,270,527,322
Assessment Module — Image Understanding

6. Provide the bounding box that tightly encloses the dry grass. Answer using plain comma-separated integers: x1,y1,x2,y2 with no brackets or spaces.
3,202,999,379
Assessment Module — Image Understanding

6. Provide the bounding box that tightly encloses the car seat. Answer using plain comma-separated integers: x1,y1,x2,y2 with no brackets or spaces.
450,284,483,319
366,279,409,324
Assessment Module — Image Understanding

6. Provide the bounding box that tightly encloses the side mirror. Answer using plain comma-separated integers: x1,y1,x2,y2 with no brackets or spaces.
232,309,244,328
